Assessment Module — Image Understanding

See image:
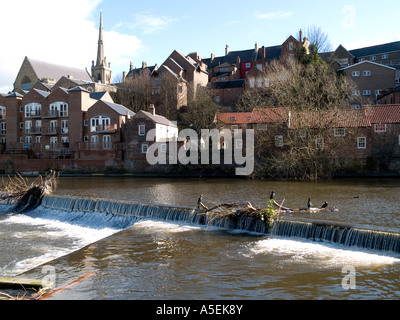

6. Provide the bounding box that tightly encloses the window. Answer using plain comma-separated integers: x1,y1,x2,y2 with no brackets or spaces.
352,71,360,77
50,137,58,146
264,78,270,87
25,103,41,117
256,64,262,71
357,137,367,149
275,135,283,147
0,106,5,120
334,128,346,136
35,136,41,143
363,70,371,76
22,82,31,91
374,124,387,132
25,120,32,134
160,144,168,153
141,144,148,153
103,135,112,149
1,122,6,135
91,116,110,132
138,124,146,136
91,135,99,148
245,62,251,68
256,78,262,88
235,139,243,149
49,102,68,117
370,56,376,61
363,90,371,96
352,90,360,96
289,42,294,50
249,78,255,88
230,116,236,121
382,54,389,59
61,120,68,133
256,123,267,130
25,136,32,145
231,125,239,133
375,89,381,96
352,104,361,109
215,96,220,103
61,137,69,143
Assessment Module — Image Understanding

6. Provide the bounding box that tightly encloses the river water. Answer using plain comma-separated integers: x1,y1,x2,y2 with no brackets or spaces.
1,176,400,300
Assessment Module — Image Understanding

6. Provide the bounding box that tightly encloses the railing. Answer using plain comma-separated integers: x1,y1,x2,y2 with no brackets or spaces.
90,124,117,133
78,141,114,150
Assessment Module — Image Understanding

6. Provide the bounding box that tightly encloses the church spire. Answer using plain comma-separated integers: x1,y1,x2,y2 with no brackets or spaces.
96,11,105,66
91,11,112,85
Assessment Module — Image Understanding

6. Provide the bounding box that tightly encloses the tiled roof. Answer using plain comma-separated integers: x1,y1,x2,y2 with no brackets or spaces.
217,107,288,124
365,104,400,123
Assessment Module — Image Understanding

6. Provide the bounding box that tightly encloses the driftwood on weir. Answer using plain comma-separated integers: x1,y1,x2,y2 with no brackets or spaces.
0,171,58,213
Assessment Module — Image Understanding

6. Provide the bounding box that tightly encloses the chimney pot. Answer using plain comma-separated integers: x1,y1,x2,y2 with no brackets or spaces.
149,104,156,116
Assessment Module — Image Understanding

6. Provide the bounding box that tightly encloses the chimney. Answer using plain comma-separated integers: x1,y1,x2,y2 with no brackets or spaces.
255,42,259,52
225,45,230,55
211,53,215,62
142,61,147,69
149,104,156,116
129,61,133,71
299,29,303,42
122,71,127,82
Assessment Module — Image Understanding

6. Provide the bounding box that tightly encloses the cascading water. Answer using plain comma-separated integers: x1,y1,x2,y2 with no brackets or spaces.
270,218,400,254
20,195,400,255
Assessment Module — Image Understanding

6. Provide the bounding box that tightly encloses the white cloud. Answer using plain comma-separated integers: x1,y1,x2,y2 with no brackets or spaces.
128,14,177,34
255,11,293,20
0,0,141,92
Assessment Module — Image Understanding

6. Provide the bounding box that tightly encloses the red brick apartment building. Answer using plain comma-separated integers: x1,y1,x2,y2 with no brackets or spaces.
0,87,134,173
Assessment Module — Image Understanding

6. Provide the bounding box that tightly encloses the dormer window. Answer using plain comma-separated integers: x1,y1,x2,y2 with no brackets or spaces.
230,116,236,121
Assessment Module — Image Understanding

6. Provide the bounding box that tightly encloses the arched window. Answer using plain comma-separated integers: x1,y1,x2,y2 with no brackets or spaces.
21,76,31,91
90,115,110,132
49,101,68,117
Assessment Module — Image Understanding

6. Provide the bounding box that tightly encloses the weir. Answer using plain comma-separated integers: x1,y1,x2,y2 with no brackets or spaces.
37,196,400,255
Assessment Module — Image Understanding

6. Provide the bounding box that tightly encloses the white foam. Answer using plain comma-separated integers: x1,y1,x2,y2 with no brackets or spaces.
247,236,400,267
133,220,202,233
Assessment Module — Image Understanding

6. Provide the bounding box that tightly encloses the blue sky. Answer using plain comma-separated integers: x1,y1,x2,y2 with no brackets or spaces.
1,0,399,93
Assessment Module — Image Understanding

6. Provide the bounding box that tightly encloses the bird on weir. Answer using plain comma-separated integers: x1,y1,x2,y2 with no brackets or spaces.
270,191,275,200
197,194,203,209
321,202,328,209
307,198,312,210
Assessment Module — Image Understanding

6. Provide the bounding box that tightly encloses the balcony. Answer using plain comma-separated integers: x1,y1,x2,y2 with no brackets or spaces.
42,126,61,135
90,124,117,133
25,110,42,118
43,110,61,118
25,127,42,135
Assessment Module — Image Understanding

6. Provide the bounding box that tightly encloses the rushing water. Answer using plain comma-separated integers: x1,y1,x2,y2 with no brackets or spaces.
1,176,400,300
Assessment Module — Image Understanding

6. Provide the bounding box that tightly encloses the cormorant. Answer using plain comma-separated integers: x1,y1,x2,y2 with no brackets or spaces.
270,191,275,200
307,198,312,210
197,194,203,209
321,202,328,209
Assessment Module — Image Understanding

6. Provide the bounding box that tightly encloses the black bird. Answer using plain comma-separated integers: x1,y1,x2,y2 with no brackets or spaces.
321,202,328,209
270,191,275,200
197,194,203,208
307,198,312,210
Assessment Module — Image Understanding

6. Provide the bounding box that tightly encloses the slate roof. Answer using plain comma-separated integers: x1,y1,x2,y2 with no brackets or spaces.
209,79,245,89
137,110,177,127
349,41,400,58
28,57,92,82
102,101,135,117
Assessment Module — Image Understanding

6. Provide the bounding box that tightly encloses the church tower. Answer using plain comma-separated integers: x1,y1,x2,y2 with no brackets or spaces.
91,12,112,85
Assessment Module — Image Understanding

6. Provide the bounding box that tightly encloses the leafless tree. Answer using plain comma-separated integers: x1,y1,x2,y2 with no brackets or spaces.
304,25,333,53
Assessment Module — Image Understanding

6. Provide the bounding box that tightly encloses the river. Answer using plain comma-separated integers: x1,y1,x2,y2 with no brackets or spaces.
1,176,400,300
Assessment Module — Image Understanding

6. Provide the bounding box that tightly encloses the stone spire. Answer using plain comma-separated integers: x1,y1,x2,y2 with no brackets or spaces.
96,11,105,66
91,11,112,85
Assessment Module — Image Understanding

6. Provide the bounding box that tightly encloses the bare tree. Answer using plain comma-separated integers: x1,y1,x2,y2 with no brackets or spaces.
304,25,333,53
